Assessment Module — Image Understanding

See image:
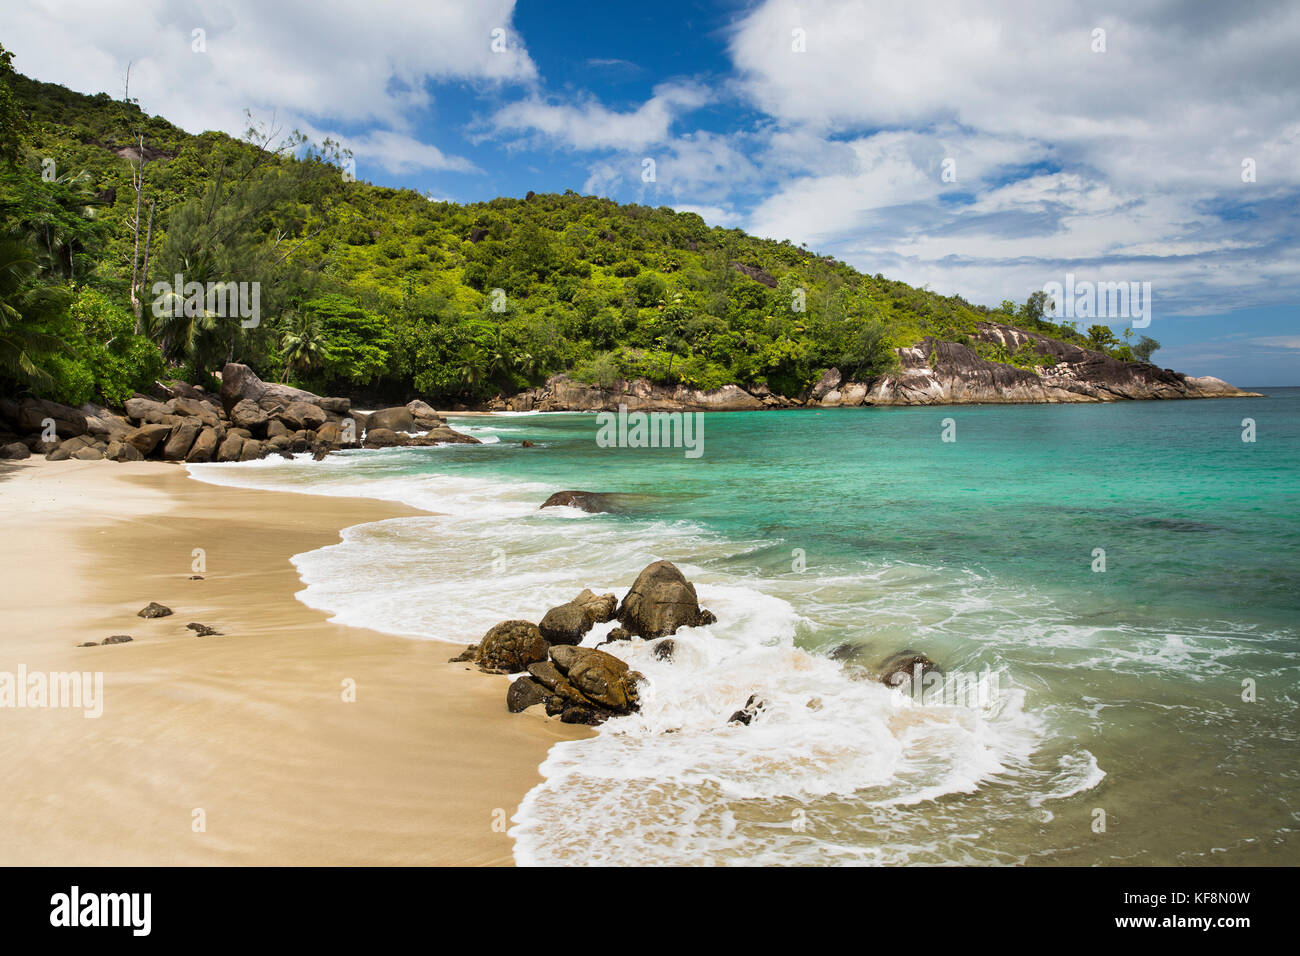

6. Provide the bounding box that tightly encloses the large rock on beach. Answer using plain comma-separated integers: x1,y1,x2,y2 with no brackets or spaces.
549,645,642,713
18,397,88,437
216,434,245,462
538,589,619,645
278,401,327,432
406,399,443,429
506,677,550,713
162,421,202,460
219,362,349,417
186,427,219,462
230,399,268,431
616,560,716,638
366,406,416,434
363,427,403,448
475,620,549,674
125,423,172,456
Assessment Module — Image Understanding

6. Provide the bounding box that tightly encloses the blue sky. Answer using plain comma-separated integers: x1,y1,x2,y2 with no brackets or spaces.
8,0,1299,384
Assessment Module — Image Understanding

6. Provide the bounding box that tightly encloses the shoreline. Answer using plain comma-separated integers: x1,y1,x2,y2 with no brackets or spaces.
0,457,587,866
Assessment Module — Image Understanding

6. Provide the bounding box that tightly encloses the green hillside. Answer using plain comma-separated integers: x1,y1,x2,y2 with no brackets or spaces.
0,44,1144,409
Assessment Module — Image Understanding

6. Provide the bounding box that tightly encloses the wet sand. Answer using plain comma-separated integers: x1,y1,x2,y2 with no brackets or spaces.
0,458,584,866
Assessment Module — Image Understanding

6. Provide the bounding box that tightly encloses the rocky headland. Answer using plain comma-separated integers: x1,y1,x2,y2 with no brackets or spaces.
485,320,1259,413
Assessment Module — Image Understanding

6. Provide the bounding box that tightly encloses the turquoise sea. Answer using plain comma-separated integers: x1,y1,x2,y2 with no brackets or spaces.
190,388,1300,865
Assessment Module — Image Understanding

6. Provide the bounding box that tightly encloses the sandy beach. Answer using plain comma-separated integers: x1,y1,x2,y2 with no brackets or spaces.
0,457,585,866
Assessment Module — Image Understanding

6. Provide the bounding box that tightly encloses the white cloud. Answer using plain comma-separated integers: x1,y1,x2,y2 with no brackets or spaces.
723,0,1300,312
5,0,531,170
491,82,711,152
331,129,478,176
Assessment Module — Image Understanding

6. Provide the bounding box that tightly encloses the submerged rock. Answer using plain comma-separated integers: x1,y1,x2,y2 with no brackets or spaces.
652,638,677,661
137,602,172,619
728,694,765,725
877,649,940,688
540,490,616,513
102,634,133,645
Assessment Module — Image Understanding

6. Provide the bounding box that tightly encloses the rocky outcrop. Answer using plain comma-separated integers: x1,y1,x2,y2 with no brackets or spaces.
853,322,1261,405
484,320,1257,412
616,560,716,639
731,261,778,288
809,367,842,402
3,364,477,467
492,375,781,413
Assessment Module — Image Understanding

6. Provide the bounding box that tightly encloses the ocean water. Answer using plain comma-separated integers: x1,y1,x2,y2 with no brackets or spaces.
188,388,1300,866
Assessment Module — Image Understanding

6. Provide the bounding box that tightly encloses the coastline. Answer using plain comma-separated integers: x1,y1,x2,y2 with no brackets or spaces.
0,457,587,866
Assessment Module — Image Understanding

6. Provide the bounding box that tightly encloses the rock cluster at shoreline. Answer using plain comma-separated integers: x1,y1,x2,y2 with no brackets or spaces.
455,554,944,728
0,363,479,463
452,559,717,725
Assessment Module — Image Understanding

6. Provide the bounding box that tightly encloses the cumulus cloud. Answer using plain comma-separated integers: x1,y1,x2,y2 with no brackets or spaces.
722,0,1300,312
4,0,532,171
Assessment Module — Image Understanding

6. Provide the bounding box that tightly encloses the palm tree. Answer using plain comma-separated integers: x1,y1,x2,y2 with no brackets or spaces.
6,170,103,281
456,344,488,391
279,311,325,383
0,238,63,390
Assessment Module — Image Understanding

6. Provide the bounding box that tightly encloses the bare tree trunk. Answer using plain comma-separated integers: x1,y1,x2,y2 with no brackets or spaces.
128,135,145,332
139,198,155,330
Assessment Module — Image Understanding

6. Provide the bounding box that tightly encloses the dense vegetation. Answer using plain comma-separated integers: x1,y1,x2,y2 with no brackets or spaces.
0,48,1159,408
